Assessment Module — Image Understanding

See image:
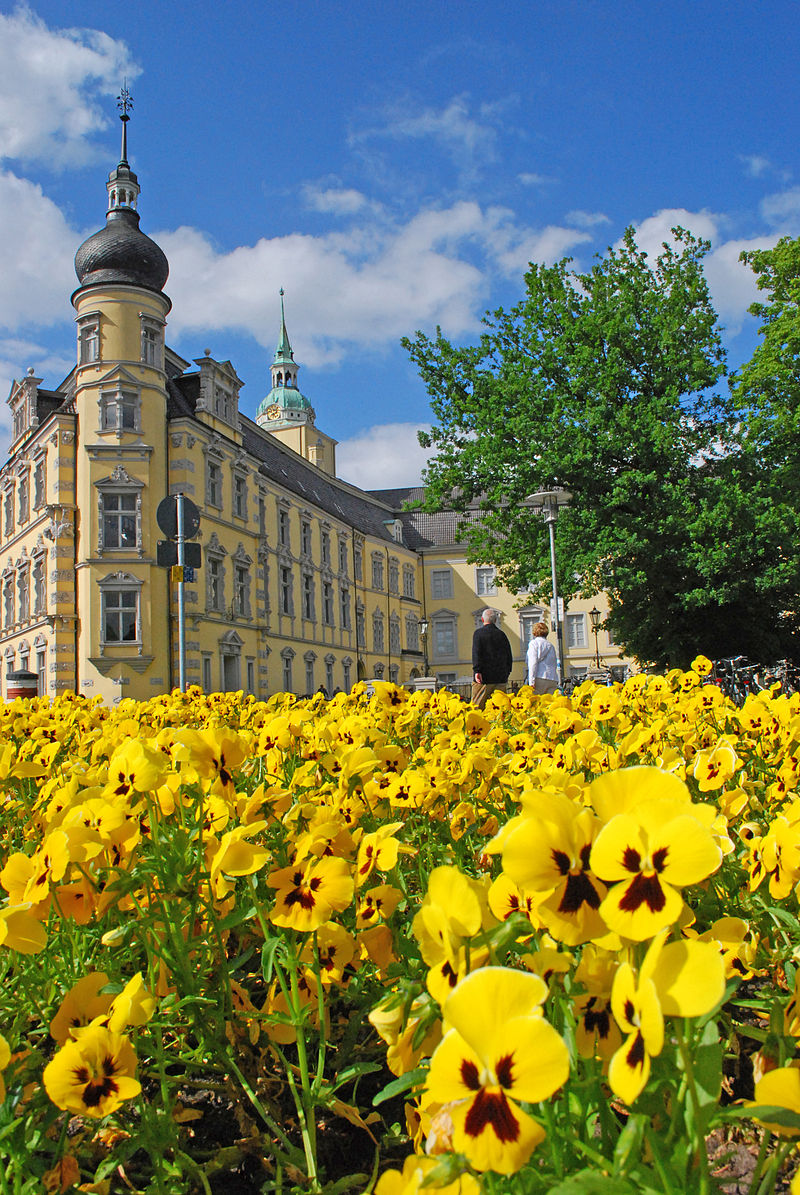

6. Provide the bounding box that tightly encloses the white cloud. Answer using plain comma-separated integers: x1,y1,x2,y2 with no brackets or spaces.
352,94,499,179
565,210,610,228
740,154,772,178
337,422,433,489
0,170,78,329
760,187,800,234
518,172,556,187
0,7,136,167
159,200,587,364
302,185,373,215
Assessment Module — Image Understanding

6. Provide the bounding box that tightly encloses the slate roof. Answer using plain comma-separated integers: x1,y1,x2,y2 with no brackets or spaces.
368,486,486,550
166,374,406,545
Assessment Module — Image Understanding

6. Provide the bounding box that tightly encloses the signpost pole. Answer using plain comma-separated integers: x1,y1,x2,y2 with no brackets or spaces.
177,492,186,692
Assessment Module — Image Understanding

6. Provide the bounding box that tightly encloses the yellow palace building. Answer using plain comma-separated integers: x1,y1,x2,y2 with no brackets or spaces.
1,113,634,703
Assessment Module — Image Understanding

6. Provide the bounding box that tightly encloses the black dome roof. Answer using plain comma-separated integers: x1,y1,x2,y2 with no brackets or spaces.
74,207,169,294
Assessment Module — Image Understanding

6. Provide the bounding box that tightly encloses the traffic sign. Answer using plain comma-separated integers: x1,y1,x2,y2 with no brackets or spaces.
157,540,202,569
156,495,201,540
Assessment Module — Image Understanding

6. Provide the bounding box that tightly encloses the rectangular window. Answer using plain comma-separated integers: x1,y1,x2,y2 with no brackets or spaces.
247,659,255,693
356,607,366,648
430,568,453,600
373,616,385,654
33,559,45,615
567,613,587,649
476,566,497,596
279,509,290,548
36,649,46,696
403,565,415,598
301,521,312,556
323,581,334,626
79,317,100,364
202,654,213,693
208,557,223,611
280,566,292,615
305,658,315,692
371,554,384,590
325,659,334,693
343,660,351,691
258,497,266,536
321,530,331,566
234,565,250,617
18,476,28,525
3,577,13,626
390,618,401,654
389,558,399,594
282,655,293,691
141,321,161,367
406,616,419,652
207,462,223,508
302,572,314,620
433,618,456,657
389,664,399,685
340,587,351,630
101,390,138,431
354,546,363,582
102,493,137,549
17,568,29,622
102,589,138,643
339,539,349,573
233,475,247,519
4,489,13,538
33,460,45,509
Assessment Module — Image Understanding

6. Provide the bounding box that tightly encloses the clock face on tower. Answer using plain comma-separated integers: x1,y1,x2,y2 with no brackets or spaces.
266,403,280,420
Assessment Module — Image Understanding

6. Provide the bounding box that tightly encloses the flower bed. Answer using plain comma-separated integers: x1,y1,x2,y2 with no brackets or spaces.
0,664,799,1193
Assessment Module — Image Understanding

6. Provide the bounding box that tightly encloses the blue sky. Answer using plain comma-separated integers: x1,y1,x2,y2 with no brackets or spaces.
1,1,798,486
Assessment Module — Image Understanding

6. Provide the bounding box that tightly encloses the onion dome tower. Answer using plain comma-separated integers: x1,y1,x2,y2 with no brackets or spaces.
73,85,169,301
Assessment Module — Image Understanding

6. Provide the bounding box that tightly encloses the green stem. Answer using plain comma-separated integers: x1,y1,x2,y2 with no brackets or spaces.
675,1020,711,1195
747,1128,772,1195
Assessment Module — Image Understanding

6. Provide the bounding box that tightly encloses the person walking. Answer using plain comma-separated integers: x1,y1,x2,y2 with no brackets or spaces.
471,608,513,710
527,620,559,695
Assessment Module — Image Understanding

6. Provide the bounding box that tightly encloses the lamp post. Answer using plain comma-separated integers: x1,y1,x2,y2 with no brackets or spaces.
589,605,602,669
524,489,572,688
419,617,429,676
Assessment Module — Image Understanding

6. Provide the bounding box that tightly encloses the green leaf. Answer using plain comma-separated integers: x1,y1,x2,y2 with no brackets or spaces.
372,1066,427,1107
722,1103,800,1130
612,1114,646,1174
546,1170,645,1194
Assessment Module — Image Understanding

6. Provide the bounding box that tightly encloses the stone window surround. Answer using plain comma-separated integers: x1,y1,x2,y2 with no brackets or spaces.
95,467,144,556
98,570,143,651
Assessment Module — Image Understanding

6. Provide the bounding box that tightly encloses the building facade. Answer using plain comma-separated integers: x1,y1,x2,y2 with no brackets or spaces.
1,122,634,703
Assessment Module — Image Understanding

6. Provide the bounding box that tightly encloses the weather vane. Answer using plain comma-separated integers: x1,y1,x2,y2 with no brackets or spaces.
116,80,133,164
117,80,133,123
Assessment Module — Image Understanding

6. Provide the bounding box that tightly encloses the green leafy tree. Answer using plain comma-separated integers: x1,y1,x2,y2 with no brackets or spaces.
404,227,796,667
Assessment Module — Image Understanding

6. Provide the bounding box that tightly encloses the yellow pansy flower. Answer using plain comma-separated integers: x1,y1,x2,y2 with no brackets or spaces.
426,968,569,1174
43,1023,141,1118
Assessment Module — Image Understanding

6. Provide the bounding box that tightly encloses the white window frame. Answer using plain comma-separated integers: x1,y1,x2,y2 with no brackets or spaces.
430,568,453,600
475,566,497,596
99,574,142,646
566,612,587,649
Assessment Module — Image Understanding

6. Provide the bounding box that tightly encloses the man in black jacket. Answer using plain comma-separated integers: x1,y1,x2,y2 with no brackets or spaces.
471,607,513,710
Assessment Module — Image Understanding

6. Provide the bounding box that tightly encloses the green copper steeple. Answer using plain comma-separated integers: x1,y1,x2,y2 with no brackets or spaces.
256,291,316,429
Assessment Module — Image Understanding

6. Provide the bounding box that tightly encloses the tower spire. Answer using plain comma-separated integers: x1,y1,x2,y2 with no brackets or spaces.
117,80,133,166
106,83,140,213
275,287,294,363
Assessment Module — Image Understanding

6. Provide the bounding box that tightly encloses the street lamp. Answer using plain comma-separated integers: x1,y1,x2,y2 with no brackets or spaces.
419,616,429,676
524,489,572,687
589,605,602,669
